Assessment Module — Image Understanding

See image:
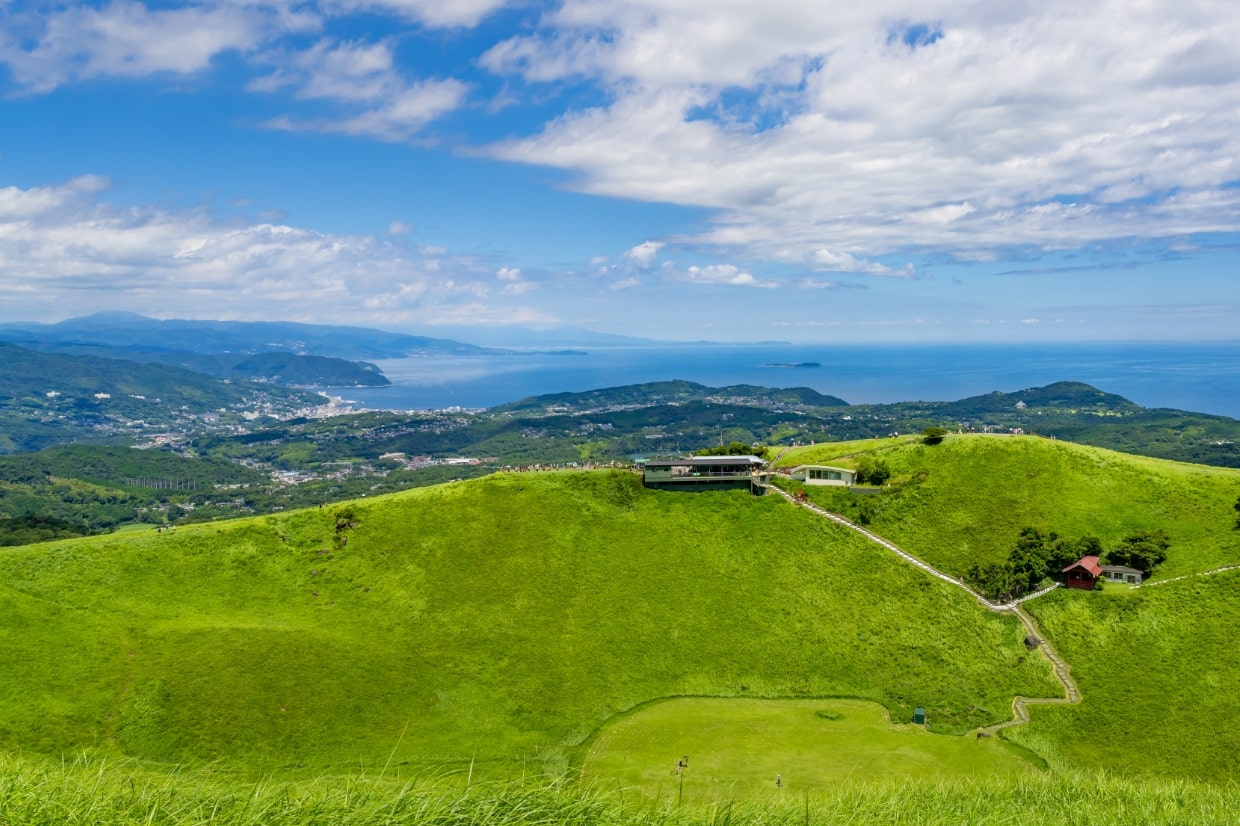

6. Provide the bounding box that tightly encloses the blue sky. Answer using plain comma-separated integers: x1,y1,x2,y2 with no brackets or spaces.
1,0,1238,343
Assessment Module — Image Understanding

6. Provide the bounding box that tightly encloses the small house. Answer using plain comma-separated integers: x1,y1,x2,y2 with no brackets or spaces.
1063,555,1103,590
1101,564,1143,585
788,464,856,487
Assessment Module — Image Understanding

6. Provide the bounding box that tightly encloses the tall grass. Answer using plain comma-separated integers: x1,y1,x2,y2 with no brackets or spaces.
0,753,1237,825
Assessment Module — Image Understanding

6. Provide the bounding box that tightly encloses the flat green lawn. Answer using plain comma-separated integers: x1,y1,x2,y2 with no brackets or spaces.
583,698,1036,802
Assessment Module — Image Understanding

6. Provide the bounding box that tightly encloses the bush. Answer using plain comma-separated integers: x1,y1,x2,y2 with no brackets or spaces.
855,457,891,485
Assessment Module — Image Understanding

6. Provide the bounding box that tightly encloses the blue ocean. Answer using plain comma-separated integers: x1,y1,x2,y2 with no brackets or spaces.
324,341,1240,420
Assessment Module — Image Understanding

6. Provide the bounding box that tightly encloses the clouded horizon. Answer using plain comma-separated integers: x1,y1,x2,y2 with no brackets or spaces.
2,0,1238,342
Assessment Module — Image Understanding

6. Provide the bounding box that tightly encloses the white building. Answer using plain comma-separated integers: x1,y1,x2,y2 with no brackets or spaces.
788,464,857,487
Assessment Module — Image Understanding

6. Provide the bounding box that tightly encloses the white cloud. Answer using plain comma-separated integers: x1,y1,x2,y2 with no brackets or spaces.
810,248,912,276
249,39,397,102
676,264,776,288
0,0,317,92
496,266,521,281
323,0,508,28
622,240,663,267
251,40,469,140
501,280,538,295
485,0,1240,260
609,276,640,290
0,178,548,327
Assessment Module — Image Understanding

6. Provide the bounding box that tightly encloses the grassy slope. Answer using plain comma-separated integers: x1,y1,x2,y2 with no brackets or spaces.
779,435,1240,780
777,435,1240,578
0,471,1055,776
1014,573,1240,781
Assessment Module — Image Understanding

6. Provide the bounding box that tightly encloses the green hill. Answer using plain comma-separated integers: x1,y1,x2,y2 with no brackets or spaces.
0,471,1054,775
776,435,1240,780
1015,572,1240,780
4,435,1240,820
776,434,1240,579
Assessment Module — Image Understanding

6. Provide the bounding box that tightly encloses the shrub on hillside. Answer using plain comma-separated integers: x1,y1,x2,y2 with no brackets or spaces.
922,427,949,445
855,457,891,485
1104,529,1171,575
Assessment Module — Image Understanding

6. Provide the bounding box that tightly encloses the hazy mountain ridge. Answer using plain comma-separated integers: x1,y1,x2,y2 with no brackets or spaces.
0,312,498,360
17,342,392,387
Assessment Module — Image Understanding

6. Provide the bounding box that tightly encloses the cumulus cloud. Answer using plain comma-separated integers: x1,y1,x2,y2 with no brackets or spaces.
485,0,1240,260
0,178,548,327
623,240,663,267
674,264,776,288
810,248,913,277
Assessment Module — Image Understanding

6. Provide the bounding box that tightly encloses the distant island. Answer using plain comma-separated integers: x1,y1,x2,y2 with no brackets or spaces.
763,361,822,368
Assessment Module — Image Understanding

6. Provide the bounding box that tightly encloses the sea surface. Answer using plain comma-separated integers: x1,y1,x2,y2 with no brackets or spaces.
320,341,1240,420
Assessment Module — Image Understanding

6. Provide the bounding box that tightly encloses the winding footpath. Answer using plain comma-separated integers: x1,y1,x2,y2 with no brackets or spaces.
760,481,1082,733
1136,563,1240,589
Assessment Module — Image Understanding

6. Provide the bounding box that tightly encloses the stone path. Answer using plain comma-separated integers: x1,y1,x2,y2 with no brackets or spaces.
760,482,1082,732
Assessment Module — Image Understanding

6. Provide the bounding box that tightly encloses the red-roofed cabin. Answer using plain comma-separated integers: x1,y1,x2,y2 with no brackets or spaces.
1063,555,1103,590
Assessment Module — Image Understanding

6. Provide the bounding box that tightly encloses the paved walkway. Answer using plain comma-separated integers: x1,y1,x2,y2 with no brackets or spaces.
762,483,1057,612
760,482,1082,732
1137,563,1240,589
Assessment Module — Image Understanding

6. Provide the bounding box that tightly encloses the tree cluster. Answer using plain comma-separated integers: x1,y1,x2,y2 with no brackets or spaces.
694,441,764,457
922,426,949,445
966,527,1171,602
967,528,1096,602
854,457,891,485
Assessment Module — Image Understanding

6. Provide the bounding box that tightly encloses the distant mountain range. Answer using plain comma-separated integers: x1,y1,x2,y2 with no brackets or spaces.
15,343,392,388
0,312,497,360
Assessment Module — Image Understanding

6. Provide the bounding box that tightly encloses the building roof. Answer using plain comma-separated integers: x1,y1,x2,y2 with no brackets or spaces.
1063,555,1103,576
1100,564,1143,575
644,455,766,467
790,464,854,474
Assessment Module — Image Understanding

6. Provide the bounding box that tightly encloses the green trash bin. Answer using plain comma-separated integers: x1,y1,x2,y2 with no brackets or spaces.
913,707,926,725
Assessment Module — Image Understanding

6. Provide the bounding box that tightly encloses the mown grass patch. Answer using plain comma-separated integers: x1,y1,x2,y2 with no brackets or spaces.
582,697,1036,802
1013,571,1240,781
0,471,1055,776
776,435,1240,579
